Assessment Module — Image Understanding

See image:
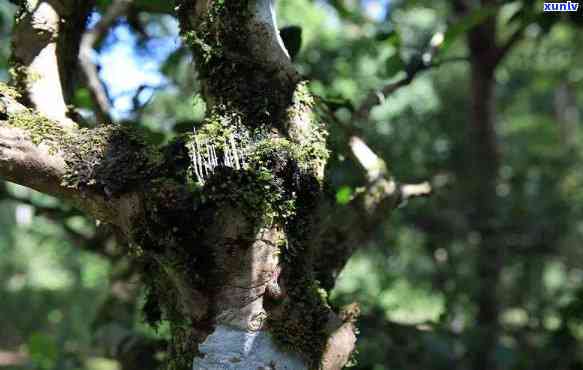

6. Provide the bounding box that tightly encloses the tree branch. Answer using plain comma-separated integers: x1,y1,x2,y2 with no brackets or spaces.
494,24,527,65
80,0,135,124
314,135,432,289
0,125,70,198
0,89,129,226
401,182,432,201
353,76,413,124
353,31,466,124
10,1,92,128
452,0,471,14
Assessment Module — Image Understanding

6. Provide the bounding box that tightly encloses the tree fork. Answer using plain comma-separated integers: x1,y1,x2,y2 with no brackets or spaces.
0,1,433,368
148,1,356,368
11,0,94,128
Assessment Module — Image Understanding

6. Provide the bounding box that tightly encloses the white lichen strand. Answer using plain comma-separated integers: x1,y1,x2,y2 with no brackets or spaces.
191,325,308,370
188,128,249,185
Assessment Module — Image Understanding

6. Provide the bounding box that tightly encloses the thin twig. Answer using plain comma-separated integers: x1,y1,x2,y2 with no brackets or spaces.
353,56,468,124
400,182,432,201
494,24,527,65
79,0,134,124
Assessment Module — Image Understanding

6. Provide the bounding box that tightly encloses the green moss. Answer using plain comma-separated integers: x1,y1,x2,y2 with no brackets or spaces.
7,110,66,150
0,82,21,99
8,63,40,99
6,109,166,198
179,0,297,131
179,0,244,69
268,278,331,368
186,110,249,153
61,125,165,195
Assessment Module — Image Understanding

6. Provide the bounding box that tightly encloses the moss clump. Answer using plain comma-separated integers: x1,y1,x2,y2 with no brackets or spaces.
186,127,324,226
0,82,21,99
6,108,165,198
61,125,165,196
127,177,216,370
186,109,252,154
179,1,246,69
179,0,299,132
269,278,331,369
7,110,66,150
8,63,40,101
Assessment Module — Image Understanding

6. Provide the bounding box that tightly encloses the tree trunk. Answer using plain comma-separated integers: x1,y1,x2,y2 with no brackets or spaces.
468,60,501,370
0,1,434,368
2,1,359,369
465,7,502,370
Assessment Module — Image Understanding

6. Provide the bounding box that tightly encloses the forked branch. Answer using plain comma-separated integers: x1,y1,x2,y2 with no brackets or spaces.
0,88,128,226
80,0,135,124
314,135,431,289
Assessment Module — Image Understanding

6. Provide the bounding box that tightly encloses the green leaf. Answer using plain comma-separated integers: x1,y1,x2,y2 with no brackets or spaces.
385,31,402,49
73,88,93,110
321,96,355,112
336,186,354,205
375,24,397,42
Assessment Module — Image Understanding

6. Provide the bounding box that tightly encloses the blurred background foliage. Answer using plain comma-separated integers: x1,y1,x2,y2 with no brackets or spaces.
0,0,583,369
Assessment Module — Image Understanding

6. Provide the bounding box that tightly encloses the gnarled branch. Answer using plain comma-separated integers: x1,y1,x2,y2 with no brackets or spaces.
314,135,431,289
0,89,132,226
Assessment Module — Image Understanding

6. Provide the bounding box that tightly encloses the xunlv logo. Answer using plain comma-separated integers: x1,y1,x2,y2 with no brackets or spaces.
543,1,580,11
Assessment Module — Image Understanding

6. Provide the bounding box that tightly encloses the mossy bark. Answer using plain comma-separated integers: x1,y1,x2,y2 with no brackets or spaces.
1,1,357,369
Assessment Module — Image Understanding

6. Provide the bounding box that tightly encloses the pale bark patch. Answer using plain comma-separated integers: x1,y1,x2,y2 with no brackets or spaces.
192,325,307,370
